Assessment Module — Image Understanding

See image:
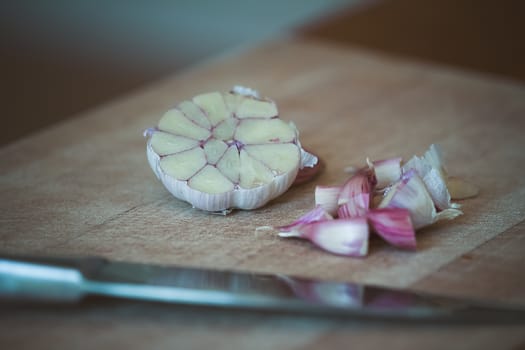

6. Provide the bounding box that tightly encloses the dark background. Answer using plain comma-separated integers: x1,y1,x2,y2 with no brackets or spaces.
2,0,523,146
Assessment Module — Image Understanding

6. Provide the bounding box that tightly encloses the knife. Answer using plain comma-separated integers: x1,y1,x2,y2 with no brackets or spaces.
1,255,524,322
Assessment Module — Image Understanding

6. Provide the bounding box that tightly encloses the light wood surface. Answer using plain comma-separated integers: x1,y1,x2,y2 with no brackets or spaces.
1,38,525,349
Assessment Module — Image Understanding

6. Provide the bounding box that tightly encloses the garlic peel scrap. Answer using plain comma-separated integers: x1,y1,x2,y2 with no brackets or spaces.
447,176,480,200
145,87,318,212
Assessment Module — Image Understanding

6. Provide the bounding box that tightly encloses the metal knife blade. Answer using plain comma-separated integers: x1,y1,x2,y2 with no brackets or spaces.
1,255,524,322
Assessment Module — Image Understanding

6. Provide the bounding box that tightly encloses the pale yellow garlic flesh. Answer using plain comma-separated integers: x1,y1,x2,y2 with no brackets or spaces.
146,89,308,212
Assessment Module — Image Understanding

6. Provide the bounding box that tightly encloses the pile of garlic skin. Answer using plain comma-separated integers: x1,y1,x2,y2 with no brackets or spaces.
272,144,478,257
145,86,318,213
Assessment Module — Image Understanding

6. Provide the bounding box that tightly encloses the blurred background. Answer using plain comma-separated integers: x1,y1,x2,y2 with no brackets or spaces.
2,0,523,146
1,0,357,145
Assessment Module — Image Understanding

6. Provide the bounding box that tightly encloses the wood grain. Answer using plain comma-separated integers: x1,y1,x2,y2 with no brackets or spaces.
1,38,525,349
414,220,525,303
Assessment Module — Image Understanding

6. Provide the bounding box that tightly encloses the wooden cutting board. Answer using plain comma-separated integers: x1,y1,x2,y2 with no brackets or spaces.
1,38,525,349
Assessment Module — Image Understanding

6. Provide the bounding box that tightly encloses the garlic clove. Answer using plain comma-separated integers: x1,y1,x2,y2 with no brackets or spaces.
403,155,452,211
367,208,416,249
160,148,207,181
216,146,240,183
380,170,463,229
149,132,199,156
299,219,369,257
239,149,275,189
158,109,211,140
178,100,211,129
276,205,333,235
146,87,317,212
336,171,374,218
314,185,341,216
236,98,278,118
212,118,238,140
235,119,296,144
337,172,373,206
203,139,228,165
193,92,230,126
274,144,471,257
223,91,245,114
380,170,438,229
244,143,301,175
188,165,234,194
367,157,402,189
404,144,477,204
337,193,370,219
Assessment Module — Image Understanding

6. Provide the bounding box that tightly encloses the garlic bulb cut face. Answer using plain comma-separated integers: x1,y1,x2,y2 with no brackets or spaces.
146,88,313,212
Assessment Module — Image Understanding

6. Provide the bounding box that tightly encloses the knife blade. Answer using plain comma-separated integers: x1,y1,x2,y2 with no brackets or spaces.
1,255,524,322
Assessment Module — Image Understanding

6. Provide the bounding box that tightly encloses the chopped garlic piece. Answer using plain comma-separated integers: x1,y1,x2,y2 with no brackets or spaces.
315,186,341,216
368,157,402,189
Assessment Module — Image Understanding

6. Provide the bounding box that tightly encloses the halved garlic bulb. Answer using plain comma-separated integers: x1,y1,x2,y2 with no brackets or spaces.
145,87,317,212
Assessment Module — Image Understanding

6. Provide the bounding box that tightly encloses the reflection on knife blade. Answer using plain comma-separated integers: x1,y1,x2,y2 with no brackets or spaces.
0,255,524,323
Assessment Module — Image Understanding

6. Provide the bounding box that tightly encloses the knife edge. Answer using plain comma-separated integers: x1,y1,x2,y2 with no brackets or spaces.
1,254,524,323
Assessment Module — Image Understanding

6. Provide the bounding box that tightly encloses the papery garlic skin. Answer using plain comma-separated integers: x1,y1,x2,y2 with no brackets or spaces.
380,170,462,229
424,144,447,178
147,144,299,211
146,87,317,212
